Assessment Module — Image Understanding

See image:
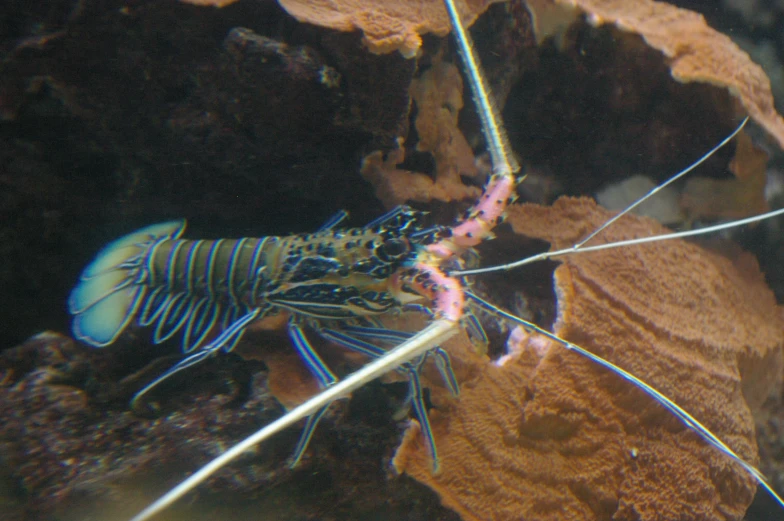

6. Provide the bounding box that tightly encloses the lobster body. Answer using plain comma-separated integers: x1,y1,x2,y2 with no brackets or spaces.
69,207,440,353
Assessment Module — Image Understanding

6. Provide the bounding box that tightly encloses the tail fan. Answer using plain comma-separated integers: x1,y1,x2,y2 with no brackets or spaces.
69,220,186,347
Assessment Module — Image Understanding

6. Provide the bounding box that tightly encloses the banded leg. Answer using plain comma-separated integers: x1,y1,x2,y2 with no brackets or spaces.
402,359,438,470
287,321,338,387
402,302,488,354
131,308,262,411
337,325,460,397
285,320,339,468
288,404,331,468
316,209,349,231
287,324,404,468
318,325,457,471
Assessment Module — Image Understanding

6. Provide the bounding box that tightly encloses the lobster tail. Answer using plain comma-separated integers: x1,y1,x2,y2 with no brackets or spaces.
69,220,186,347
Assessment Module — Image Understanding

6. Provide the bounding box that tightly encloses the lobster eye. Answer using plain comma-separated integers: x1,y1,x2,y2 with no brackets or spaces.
377,238,408,262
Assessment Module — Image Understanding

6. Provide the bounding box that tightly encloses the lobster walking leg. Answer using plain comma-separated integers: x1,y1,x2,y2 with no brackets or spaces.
289,405,331,469
131,308,262,411
312,323,462,470
326,324,461,397
287,321,338,387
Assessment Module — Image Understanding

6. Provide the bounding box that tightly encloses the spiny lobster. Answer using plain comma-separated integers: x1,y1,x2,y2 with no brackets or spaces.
66,0,784,520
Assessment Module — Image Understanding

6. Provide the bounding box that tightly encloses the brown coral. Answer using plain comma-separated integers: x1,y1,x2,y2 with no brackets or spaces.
277,0,501,57
527,0,784,149
393,197,784,521
361,60,481,207
177,0,239,6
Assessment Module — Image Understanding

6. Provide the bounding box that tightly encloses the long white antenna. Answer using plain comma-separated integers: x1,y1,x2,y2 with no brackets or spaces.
455,204,784,277
575,116,748,248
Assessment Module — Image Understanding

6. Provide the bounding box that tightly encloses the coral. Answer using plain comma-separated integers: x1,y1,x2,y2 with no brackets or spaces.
410,61,481,187
595,175,683,225
526,0,784,149
178,0,239,6
360,60,481,208
523,0,580,46
277,0,501,57
393,197,784,521
360,144,455,208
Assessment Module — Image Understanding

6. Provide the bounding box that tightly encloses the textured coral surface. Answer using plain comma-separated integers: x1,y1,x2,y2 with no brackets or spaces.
278,0,501,56
394,198,784,521
361,59,482,207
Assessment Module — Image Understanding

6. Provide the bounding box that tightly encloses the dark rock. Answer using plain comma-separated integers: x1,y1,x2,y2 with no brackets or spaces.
0,331,460,520
0,0,415,347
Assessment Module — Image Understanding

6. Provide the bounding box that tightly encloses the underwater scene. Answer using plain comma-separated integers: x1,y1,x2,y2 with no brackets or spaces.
4,0,784,520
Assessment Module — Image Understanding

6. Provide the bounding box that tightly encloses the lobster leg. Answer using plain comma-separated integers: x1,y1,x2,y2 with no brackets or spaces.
128,321,458,521
284,320,340,468
287,321,338,387
335,325,460,397
131,308,261,411
283,320,345,468
283,325,381,468
403,360,439,471
288,404,331,469
402,302,488,354
317,324,460,471
316,209,349,232
430,348,459,399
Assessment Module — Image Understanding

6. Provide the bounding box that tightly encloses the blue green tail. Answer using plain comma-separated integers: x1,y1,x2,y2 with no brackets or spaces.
69,221,185,347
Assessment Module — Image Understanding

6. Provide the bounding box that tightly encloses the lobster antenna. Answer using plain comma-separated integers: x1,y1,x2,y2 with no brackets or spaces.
454,116,777,278
575,116,749,249
455,204,784,276
127,321,458,521
443,0,519,176
466,291,784,511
